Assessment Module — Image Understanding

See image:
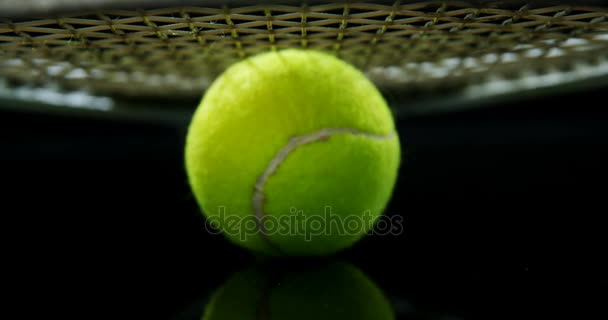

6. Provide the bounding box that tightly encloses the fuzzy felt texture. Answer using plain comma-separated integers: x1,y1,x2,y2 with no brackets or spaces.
185,48,401,256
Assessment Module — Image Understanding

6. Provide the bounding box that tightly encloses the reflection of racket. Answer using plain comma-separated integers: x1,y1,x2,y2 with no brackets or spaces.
1,0,607,124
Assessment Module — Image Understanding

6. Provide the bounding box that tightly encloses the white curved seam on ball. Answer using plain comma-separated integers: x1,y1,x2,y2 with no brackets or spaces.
252,128,395,253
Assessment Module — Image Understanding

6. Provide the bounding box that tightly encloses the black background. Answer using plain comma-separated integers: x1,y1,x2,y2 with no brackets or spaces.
2,85,607,319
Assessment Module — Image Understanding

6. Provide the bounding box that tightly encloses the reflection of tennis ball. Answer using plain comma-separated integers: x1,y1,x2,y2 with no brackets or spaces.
202,261,394,320
185,49,400,256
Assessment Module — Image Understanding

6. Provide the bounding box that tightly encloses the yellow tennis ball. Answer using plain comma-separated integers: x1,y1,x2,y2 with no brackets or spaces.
185,49,400,256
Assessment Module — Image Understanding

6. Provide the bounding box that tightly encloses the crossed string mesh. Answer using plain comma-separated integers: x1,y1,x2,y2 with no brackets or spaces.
1,1,607,98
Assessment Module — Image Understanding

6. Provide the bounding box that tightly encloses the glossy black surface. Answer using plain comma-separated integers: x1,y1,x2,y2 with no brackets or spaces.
3,85,607,318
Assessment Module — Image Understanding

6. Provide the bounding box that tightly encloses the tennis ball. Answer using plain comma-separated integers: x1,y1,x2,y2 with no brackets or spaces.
185,48,400,256
202,261,395,320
